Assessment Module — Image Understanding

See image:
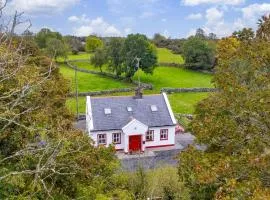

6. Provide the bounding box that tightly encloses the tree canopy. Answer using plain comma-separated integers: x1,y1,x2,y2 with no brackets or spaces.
122,34,158,79
179,16,270,199
45,38,70,60
85,35,103,53
182,36,216,70
0,35,119,199
90,47,108,72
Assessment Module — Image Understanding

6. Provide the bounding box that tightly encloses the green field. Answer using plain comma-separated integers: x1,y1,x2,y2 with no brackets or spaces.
59,64,134,92
134,67,213,91
157,48,184,64
60,48,213,114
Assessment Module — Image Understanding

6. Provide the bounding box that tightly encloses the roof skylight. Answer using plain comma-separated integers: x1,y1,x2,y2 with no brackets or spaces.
151,105,158,112
104,108,111,115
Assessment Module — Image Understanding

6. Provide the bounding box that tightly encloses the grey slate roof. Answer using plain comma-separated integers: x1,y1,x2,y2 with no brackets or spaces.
90,94,174,131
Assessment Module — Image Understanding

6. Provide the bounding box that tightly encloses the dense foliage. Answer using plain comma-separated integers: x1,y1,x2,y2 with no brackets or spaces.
122,34,158,79
179,16,270,199
35,28,70,60
90,47,108,72
182,36,216,70
85,35,104,53
0,35,120,199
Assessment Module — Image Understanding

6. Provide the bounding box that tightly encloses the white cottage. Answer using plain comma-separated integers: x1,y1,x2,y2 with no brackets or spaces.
86,92,177,153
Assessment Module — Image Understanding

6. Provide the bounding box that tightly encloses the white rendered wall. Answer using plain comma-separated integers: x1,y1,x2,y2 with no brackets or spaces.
144,126,175,148
90,130,125,150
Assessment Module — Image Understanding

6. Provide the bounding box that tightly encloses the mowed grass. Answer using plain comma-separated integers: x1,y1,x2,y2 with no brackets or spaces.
68,52,92,60
59,48,182,64
133,67,213,91
67,92,210,114
60,48,213,114
69,61,110,72
168,93,210,113
59,64,134,92
157,48,184,64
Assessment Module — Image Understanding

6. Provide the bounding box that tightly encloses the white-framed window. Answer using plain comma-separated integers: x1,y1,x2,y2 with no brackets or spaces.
112,133,121,144
146,130,154,141
97,134,106,145
160,129,168,140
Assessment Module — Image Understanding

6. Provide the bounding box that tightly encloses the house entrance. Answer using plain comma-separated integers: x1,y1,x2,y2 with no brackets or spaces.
129,135,141,152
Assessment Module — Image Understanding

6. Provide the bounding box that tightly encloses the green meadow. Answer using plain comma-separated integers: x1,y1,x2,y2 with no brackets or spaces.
157,48,184,64
60,48,213,114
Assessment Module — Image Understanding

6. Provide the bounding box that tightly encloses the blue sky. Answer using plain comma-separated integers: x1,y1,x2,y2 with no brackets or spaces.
5,0,270,38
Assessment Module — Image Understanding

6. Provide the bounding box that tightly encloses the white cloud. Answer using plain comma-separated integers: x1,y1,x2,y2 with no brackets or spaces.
205,7,223,25
7,0,79,15
161,18,167,22
186,13,202,20
242,3,270,20
68,16,80,22
70,16,122,37
182,0,245,6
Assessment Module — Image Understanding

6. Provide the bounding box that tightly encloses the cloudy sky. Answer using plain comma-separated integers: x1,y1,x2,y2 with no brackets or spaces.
4,0,270,38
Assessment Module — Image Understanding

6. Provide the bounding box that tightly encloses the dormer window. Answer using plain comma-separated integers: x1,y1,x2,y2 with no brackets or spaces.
127,107,133,112
151,105,158,112
104,108,111,115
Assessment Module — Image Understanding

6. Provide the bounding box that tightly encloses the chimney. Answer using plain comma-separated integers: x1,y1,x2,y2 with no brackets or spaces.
134,86,143,99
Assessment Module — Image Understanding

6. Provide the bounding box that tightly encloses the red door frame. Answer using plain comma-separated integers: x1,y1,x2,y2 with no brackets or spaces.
129,135,142,152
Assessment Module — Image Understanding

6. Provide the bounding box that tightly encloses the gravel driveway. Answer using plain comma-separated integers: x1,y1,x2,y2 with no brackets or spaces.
120,133,195,171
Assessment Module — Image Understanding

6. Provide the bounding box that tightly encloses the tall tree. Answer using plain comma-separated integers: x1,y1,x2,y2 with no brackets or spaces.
122,34,158,79
179,18,270,199
182,36,215,70
0,9,119,198
85,35,103,53
64,36,84,54
35,28,62,49
195,28,206,39
232,28,255,42
45,38,70,60
257,14,270,41
90,47,108,72
107,37,124,77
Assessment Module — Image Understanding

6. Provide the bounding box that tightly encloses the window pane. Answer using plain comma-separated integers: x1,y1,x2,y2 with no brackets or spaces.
112,133,121,144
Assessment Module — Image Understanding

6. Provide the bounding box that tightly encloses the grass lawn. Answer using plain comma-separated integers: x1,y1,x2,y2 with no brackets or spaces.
168,93,210,113
56,52,92,62
133,67,213,91
59,48,183,64
68,52,92,60
67,92,210,114
59,48,213,115
59,64,134,92
157,48,184,64
69,61,111,73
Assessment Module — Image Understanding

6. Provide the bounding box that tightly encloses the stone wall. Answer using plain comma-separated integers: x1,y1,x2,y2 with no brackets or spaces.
66,61,153,89
70,87,139,97
161,87,218,93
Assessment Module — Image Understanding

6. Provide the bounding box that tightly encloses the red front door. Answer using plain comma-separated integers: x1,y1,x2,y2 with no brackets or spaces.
129,135,141,152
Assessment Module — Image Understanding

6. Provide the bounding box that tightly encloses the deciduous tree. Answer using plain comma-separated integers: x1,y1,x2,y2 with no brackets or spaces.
90,47,108,72
182,36,215,70
179,17,270,199
85,35,103,53
122,34,158,79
